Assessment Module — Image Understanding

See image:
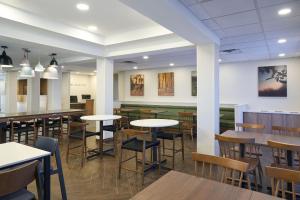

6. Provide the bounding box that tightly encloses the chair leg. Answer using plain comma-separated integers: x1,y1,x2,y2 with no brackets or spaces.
81,139,85,167
181,135,185,161
66,138,70,164
190,128,193,141
162,139,165,155
118,148,123,179
141,149,146,185
157,145,161,175
172,139,175,169
55,148,67,200
135,151,138,171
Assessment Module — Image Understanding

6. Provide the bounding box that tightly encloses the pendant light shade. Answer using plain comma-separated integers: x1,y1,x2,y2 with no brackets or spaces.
35,61,45,72
19,48,34,78
20,65,35,77
43,65,58,79
0,46,13,68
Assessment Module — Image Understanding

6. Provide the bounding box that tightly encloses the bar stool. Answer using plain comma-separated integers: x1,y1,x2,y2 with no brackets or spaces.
178,112,195,141
45,115,63,141
117,129,161,185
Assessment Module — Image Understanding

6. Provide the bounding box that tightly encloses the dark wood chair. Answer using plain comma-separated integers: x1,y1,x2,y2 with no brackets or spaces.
66,121,97,166
46,114,63,141
266,166,300,200
157,127,184,169
114,108,129,130
178,112,195,141
192,152,250,188
139,109,154,119
236,123,265,132
117,129,160,185
9,117,37,145
0,160,42,200
267,140,300,169
215,134,262,190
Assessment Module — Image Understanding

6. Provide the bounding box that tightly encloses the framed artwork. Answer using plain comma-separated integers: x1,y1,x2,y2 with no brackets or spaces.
158,72,174,96
130,74,144,96
191,71,197,96
258,65,287,97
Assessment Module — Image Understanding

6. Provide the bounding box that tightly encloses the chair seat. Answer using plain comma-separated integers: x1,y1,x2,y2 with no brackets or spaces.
157,131,182,140
69,131,97,139
122,138,160,152
0,189,35,200
103,125,116,132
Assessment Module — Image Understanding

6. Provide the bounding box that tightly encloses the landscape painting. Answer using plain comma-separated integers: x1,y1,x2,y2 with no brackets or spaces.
258,65,287,97
130,74,144,96
191,71,197,96
158,72,174,96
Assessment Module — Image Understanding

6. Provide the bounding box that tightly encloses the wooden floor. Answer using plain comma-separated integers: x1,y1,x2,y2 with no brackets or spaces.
29,124,197,200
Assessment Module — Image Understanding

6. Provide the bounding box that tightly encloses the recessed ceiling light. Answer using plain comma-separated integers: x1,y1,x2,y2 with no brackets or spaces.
93,70,97,73
218,59,222,62
169,63,175,66
76,3,89,11
143,55,149,60
277,38,287,44
278,8,291,16
278,53,286,57
88,25,98,31
133,66,138,70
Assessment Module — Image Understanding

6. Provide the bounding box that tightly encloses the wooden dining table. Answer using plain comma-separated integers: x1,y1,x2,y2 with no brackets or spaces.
131,170,281,200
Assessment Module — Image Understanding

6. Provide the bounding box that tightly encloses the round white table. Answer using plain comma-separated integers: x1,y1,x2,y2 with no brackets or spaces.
130,119,179,163
81,115,121,158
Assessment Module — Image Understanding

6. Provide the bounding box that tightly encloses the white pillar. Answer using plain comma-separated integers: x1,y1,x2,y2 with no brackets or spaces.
196,43,220,155
96,57,114,138
27,73,40,112
4,72,18,113
47,70,62,110
61,72,70,109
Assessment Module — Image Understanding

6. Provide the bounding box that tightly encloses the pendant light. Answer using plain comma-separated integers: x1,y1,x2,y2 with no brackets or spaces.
42,53,58,79
34,54,44,72
0,46,13,68
20,48,35,78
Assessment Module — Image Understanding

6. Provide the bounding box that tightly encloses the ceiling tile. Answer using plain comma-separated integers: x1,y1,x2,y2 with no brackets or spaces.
221,23,262,37
221,33,265,45
256,0,295,8
259,1,300,21
221,40,266,50
214,10,259,29
262,15,300,32
200,0,255,18
264,27,300,39
179,0,199,7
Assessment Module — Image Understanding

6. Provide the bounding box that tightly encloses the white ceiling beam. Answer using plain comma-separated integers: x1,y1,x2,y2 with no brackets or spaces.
0,18,104,57
105,33,193,59
120,0,220,45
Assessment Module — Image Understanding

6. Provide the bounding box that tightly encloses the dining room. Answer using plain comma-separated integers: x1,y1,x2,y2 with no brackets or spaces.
0,0,300,200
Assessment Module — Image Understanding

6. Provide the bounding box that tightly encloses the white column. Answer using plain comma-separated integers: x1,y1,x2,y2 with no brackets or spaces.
196,43,220,155
27,73,40,112
96,57,114,138
47,70,62,110
4,72,18,113
61,72,70,109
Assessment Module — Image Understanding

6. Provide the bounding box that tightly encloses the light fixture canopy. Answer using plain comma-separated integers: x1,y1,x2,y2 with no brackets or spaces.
49,53,58,67
277,38,287,44
76,3,89,11
278,8,291,16
0,46,13,68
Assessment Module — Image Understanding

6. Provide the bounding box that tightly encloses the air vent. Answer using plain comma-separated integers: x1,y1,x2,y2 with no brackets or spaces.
118,61,137,64
220,49,242,54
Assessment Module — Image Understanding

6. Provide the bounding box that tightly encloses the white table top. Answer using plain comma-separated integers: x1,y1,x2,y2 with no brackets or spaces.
130,119,179,128
81,115,121,121
0,142,51,169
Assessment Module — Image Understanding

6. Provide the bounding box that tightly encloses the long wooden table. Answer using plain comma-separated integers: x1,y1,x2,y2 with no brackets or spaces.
132,171,281,200
0,109,85,143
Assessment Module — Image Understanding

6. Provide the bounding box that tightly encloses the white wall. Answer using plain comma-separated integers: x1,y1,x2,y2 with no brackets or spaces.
117,57,300,112
118,66,197,104
220,57,300,111
70,74,96,102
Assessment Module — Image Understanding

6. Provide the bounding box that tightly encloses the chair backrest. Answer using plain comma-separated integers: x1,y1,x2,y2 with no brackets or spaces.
267,140,300,168
236,123,265,132
0,161,41,197
215,134,259,159
192,152,249,188
114,108,121,115
35,136,58,154
273,126,300,137
67,121,87,137
178,112,194,129
118,129,150,143
266,166,300,200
